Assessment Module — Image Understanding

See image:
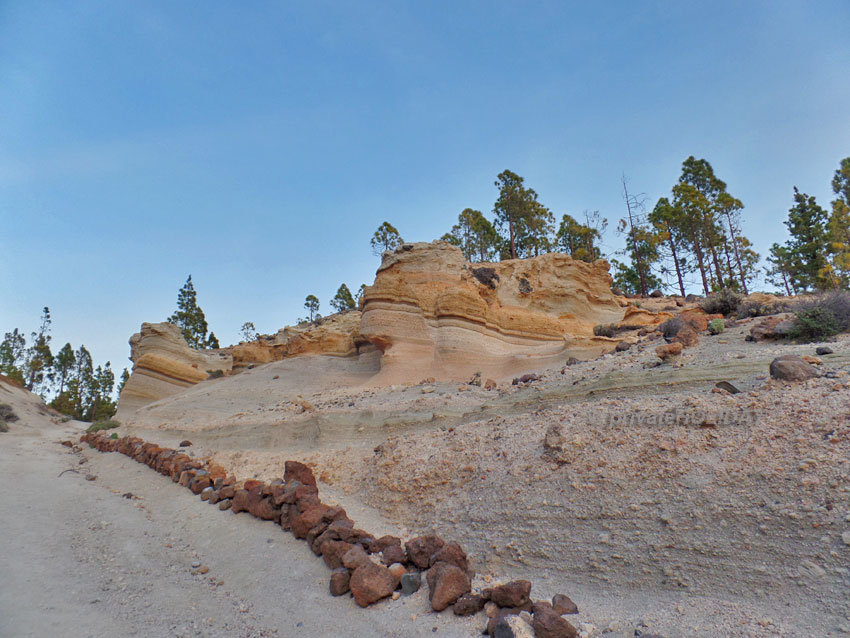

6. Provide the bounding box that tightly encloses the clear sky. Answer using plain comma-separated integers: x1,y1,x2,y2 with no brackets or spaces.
2,1,849,374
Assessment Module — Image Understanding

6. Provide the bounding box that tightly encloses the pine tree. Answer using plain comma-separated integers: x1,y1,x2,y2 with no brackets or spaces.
53,343,76,396
355,284,367,305
167,275,218,349
118,368,130,395
24,307,54,393
0,328,27,384
441,209,500,262
765,243,796,295
493,170,554,259
330,284,356,313
556,212,606,262
304,295,320,323
370,222,404,256
784,188,833,290
827,157,850,287
240,322,258,342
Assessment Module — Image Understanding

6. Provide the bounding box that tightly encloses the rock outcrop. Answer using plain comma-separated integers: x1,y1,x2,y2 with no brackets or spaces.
359,242,641,382
230,312,364,371
117,322,232,416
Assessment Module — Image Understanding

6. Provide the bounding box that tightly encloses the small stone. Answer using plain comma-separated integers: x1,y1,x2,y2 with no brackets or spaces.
453,593,486,616
329,568,350,596
427,561,471,611
197,566,209,574
552,593,579,615
841,532,850,547
387,562,406,580
816,346,834,355
392,591,401,600
349,562,400,607
401,572,421,595
769,355,819,381
179,440,192,447
532,601,578,637
486,580,531,608
191,560,201,568
342,544,371,570
218,498,232,511
655,342,683,360
85,474,96,481
714,381,740,394
381,544,406,566
200,486,214,501
614,341,631,352
406,535,445,569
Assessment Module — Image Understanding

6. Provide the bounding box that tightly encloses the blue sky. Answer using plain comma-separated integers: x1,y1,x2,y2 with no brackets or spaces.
2,1,849,373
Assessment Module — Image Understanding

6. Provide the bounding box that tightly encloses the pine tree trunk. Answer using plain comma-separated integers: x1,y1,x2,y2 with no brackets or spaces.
694,241,710,295
725,214,749,294
668,233,686,297
710,244,724,289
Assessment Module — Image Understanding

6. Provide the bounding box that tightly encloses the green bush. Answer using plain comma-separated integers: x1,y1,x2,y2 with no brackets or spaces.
109,432,119,439
736,299,790,319
593,323,617,338
700,290,742,316
86,419,121,433
789,306,840,342
789,291,850,342
708,318,725,335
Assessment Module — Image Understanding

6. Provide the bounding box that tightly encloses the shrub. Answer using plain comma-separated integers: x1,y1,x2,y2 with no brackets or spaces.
109,432,119,439
736,298,791,319
708,318,725,335
700,290,742,316
86,419,121,433
593,324,616,338
660,317,684,340
789,291,850,342
0,419,8,433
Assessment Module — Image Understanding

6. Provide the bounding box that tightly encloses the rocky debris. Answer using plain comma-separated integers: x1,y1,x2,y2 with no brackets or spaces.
369,534,402,554
485,580,532,608
179,439,192,447
342,544,372,570
400,571,421,595
380,543,406,566
649,290,663,298
512,374,540,386
329,568,351,596
484,378,498,391
453,593,486,616
349,562,400,607
406,534,445,569
552,593,579,615
488,612,535,637
284,460,317,487
429,541,468,572
543,423,566,454
426,561,471,611
749,313,795,341
769,355,820,382
816,346,834,355
672,324,698,347
321,540,354,570
387,562,406,580
655,342,683,360
614,341,631,352
714,381,741,394
468,371,482,386
532,601,578,638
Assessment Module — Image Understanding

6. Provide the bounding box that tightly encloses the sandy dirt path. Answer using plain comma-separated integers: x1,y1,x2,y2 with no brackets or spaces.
0,399,479,637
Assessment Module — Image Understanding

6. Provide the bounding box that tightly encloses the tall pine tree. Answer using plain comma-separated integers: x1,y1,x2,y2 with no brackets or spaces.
167,275,220,349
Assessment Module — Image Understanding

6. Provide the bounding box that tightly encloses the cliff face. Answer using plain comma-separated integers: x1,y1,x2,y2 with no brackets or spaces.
359,242,635,382
116,322,233,417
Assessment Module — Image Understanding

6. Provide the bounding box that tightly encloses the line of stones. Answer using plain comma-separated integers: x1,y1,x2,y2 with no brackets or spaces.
80,431,580,638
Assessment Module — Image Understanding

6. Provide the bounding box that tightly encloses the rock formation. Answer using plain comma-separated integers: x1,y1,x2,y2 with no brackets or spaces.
359,242,648,382
117,322,232,416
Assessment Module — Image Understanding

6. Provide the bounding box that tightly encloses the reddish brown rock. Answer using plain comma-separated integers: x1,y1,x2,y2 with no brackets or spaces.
284,460,317,487
243,479,264,491
189,475,211,494
426,561,471,612
248,496,280,521
329,568,351,596
486,580,531,608
453,593,486,616
770,355,819,382
349,562,400,607
531,601,577,638
406,534,445,569
231,487,263,515
655,341,683,360
672,324,698,347
290,505,330,539
322,540,354,570
429,541,468,572
381,544,406,566
369,535,402,554
552,594,578,615
342,544,371,570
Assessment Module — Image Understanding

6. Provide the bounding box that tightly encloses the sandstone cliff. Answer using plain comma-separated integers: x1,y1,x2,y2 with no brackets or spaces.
359,242,641,383
116,322,233,416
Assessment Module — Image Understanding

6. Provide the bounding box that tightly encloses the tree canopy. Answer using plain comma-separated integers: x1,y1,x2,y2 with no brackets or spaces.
167,275,219,349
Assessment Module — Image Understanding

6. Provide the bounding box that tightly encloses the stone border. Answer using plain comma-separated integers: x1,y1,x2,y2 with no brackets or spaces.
80,431,580,637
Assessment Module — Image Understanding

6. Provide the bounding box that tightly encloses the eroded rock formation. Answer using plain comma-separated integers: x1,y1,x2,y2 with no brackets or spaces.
117,322,233,416
359,241,646,382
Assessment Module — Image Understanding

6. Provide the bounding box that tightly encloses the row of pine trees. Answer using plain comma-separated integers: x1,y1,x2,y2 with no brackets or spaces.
369,156,850,298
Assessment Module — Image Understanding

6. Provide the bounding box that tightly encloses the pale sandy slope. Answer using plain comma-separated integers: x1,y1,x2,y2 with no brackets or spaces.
0,379,480,638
